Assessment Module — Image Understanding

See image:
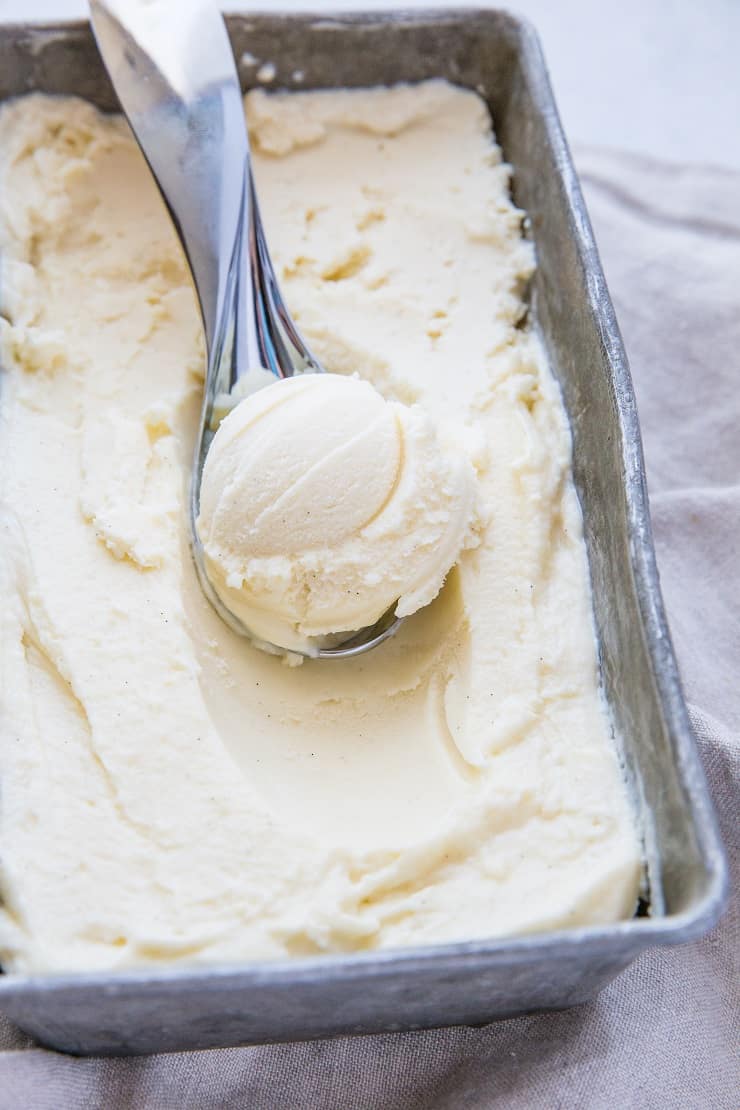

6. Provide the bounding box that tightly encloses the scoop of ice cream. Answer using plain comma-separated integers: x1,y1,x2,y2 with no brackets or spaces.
196,372,477,655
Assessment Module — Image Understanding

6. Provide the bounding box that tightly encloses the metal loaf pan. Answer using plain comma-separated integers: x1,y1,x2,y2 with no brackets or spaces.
0,9,728,1055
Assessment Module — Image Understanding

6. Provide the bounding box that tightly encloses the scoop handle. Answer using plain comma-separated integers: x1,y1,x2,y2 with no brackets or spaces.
89,0,248,355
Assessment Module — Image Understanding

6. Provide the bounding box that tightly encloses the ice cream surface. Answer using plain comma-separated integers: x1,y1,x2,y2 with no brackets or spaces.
0,81,642,973
196,372,478,653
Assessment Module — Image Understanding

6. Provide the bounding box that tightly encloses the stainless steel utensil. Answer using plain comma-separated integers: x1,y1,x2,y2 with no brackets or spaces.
89,0,401,660
0,9,727,1055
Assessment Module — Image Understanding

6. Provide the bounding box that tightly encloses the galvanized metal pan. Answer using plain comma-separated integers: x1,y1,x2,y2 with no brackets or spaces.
0,9,728,1055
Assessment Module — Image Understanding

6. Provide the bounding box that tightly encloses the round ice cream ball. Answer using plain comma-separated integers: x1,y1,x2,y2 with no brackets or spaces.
196,372,477,655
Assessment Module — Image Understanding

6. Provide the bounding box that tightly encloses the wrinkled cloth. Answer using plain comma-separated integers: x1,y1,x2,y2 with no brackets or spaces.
0,149,737,1109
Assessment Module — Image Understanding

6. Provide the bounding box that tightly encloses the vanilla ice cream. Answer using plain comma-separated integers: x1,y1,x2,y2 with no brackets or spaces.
0,82,642,974
197,372,478,653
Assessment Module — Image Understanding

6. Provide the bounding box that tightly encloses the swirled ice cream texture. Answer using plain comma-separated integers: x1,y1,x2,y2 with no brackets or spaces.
0,82,641,973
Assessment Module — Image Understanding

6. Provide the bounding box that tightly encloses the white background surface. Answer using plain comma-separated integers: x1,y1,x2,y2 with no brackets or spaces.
2,0,738,168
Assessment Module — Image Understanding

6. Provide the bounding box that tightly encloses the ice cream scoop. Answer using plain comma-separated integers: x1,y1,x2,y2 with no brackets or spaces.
196,374,477,656
90,0,475,659
91,0,412,658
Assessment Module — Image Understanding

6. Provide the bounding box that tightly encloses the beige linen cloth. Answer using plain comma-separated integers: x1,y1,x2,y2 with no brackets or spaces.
0,149,737,1109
